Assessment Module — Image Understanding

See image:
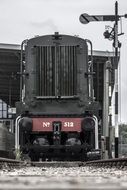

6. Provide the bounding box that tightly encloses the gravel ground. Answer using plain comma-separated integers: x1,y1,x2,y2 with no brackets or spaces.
0,166,127,189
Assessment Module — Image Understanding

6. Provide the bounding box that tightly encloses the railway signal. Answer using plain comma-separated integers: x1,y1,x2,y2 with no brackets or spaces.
79,14,118,24
79,13,127,24
79,1,127,158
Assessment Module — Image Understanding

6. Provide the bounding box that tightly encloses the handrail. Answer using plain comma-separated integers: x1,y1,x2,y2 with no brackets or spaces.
20,39,28,101
85,39,94,102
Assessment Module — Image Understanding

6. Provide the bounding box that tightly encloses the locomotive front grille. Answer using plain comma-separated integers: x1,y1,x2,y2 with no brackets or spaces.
35,45,77,97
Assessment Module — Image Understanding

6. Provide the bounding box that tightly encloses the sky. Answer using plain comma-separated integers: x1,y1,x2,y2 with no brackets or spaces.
0,0,127,123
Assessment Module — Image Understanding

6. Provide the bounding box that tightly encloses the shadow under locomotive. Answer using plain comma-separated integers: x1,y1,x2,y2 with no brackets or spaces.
15,33,101,161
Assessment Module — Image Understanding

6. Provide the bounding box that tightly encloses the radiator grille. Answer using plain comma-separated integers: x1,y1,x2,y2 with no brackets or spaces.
35,46,77,96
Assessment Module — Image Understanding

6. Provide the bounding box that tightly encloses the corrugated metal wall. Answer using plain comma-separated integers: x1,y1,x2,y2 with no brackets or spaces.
0,49,20,107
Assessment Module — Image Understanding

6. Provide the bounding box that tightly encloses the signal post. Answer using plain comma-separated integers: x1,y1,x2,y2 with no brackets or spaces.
79,1,127,158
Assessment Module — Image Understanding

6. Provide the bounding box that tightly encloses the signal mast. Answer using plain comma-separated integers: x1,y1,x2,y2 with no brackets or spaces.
79,1,127,158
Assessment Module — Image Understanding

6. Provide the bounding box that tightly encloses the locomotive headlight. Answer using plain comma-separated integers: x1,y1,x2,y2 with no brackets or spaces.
81,117,95,132
19,117,32,132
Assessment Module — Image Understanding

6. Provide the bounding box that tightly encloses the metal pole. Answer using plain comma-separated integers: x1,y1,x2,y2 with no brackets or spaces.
20,39,28,102
108,59,113,158
114,1,119,158
103,60,110,159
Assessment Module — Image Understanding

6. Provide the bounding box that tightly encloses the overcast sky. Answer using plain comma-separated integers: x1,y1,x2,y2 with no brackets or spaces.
0,0,127,123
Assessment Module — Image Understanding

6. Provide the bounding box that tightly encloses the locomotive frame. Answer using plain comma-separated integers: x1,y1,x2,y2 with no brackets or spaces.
15,32,101,161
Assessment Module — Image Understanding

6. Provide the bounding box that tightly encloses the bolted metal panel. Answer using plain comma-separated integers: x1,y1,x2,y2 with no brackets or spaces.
35,45,77,97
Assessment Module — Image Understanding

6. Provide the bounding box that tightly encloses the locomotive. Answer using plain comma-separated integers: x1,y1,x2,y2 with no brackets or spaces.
15,32,101,161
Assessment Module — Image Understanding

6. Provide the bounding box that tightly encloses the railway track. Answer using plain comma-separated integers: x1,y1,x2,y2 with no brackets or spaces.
0,157,127,190
0,157,24,169
86,157,127,168
0,157,86,169
0,157,127,189
30,158,127,168
1,156,127,168
30,161,85,167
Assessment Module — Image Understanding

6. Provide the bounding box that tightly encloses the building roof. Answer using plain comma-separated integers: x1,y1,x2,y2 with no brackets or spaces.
0,43,116,57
